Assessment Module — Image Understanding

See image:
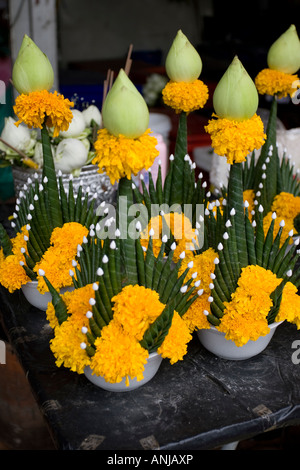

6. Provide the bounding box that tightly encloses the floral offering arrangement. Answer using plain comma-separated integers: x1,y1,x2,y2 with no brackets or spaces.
0,35,101,295
0,36,101,174
1,25,300,390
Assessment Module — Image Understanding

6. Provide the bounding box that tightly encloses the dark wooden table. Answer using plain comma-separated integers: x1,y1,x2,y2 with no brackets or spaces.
1,282,300,451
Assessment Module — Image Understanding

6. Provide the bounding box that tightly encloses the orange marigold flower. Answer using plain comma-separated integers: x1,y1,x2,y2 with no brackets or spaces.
255,68,300,98
14,90,74,137
92,128,159,185
205,113,266,165
162,79,209,113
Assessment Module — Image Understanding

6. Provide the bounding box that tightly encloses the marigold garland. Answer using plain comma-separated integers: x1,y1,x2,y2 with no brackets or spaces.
141,212,196,261
14,90,74,137
205,114,266,165
34,222,88,294
255,68,300,98
92,128,159,185
162,79,209,114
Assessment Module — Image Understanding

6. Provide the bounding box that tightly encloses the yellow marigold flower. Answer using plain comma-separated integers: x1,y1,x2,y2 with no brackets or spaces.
34,222,88,294
0,252,30,293
0,248,4,264
0,226,30,293
243,189,255,211
50,319,91,374
182,294,211,332
92,128,159,185
205,113,266,165
179,247,218,292
91,321,149,385
276,281,300,328
263,211,294,247
14,90,74,138
218,265,281,346
179,248,218,333
255,68,300,99
158,311,192,364
272,191,300,220
162,80,209,114
112,284,164,341
141,212,196,261
46,283,95,330
263,192,300,246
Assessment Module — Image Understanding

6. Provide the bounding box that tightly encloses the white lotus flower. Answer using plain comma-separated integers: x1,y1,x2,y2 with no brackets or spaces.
54,138,88,172
60,109,86,138
82,104,102,127
33,141,55,167
0,116,36,154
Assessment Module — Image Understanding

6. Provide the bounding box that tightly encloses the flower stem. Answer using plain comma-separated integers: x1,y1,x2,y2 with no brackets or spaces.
117,177,138,285
227,162,248,269
41,123,63,228
254,96,278,212
170,112,187,206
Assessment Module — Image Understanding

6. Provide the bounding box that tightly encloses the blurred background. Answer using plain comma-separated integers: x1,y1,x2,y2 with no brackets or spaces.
0,0,300,450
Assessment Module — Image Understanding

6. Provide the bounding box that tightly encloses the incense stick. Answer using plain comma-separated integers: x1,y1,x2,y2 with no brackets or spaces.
124,44,133,75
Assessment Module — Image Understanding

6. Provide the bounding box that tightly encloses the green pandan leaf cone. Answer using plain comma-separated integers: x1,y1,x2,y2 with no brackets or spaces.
165,29,202,82
102,69,149,138
213,56,258,121
267,24,300,74
12,34,54,94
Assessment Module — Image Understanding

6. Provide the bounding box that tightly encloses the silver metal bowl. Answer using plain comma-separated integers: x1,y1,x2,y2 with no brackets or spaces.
12,164,117,206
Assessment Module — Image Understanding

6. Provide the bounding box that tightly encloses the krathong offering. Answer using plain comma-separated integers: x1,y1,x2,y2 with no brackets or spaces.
1,26,300,390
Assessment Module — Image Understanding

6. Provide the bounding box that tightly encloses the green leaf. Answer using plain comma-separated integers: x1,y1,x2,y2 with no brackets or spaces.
0,223,13,256
140,302,175,353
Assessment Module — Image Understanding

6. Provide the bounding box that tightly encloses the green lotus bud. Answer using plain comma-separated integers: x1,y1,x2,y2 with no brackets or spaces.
12,34,54,94
213,56,258,121
165,30,202,82
267,24,300,74
102,69,149,138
